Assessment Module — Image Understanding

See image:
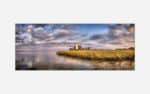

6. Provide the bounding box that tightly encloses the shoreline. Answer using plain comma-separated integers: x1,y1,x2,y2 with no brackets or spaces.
57,49,134,61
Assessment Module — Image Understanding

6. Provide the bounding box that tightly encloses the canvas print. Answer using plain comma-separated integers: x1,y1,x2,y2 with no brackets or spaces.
16,24,135,70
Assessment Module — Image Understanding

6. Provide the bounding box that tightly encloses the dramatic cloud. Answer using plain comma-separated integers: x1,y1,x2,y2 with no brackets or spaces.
32,27,50,40
53,29,71,39
16,24,135,49
89,34,104,40
87,24,135,49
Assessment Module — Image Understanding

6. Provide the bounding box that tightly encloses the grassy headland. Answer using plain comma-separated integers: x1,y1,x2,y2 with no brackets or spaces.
57,49,134,60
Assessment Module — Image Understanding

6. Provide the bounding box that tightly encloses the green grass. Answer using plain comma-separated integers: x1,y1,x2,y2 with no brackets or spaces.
57,49,134,60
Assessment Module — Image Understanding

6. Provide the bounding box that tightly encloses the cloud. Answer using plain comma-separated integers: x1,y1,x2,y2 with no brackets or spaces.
51,24,77,31
16,24,135,49
31,27,50,40
81,33,87,37
53,29,71,38
89,34,104,40
87,24,135,49
50,29,80,41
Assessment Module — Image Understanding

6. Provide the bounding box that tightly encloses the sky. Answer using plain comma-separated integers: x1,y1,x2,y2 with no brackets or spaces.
16,24,135,49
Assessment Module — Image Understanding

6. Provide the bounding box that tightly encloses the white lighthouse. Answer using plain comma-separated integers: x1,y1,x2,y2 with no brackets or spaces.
75,44,79,50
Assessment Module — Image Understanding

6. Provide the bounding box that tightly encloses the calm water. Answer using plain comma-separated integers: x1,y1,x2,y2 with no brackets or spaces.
16,45,134,70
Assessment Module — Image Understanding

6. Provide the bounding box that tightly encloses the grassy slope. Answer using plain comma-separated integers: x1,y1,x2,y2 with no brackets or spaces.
57,49,134,60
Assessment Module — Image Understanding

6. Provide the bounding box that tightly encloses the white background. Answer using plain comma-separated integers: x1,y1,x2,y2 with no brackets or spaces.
0,0,150,94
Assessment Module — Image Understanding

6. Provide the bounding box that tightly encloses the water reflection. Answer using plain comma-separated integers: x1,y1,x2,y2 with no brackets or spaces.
16,46,134,70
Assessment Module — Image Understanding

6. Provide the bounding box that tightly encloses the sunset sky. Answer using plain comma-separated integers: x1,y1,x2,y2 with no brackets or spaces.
16,24,135,49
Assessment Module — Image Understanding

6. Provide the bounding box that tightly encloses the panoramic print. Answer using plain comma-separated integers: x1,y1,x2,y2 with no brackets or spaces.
15,24,135,70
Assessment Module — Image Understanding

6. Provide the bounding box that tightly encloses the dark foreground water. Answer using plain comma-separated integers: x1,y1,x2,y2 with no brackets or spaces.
16,45,134,70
